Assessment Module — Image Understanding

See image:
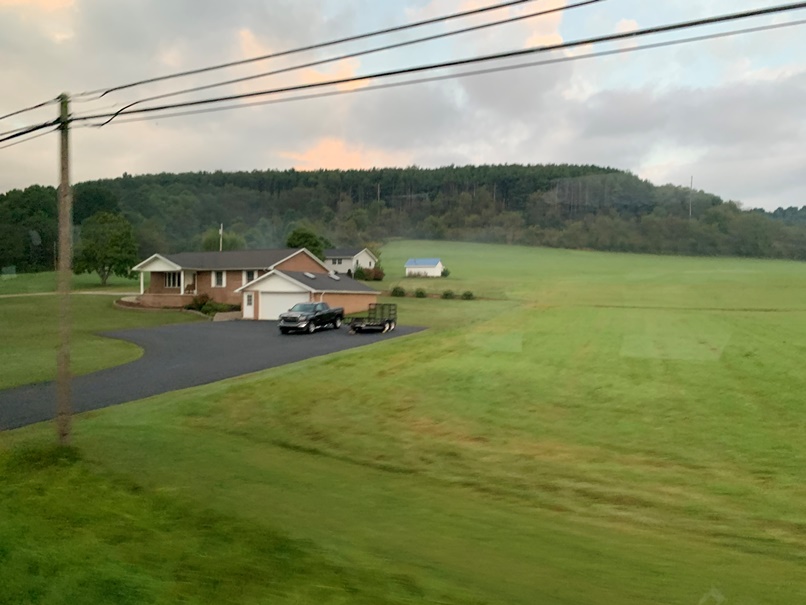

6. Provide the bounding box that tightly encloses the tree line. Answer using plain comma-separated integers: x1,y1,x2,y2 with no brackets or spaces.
2,164,805,275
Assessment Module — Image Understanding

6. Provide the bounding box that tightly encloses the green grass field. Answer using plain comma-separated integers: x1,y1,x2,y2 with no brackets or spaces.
0,295,199,389
0,271,141,295
2,241,806,604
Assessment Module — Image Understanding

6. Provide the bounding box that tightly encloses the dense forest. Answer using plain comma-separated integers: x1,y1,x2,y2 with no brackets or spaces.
2,164,805,273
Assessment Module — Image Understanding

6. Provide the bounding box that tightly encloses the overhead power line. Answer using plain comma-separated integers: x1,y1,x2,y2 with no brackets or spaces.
76,0,549,98
69,2,806,127
101,0,603,123
0,126,58,151
0,119,60,145
71,19,805,130
0,97,59,123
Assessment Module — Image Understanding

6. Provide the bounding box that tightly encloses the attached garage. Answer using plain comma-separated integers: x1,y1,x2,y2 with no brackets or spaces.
259,291,308,320
237,270,379,320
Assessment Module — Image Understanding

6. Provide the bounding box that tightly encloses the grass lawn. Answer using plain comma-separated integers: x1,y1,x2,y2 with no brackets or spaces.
0,295,199,389
2,241,806,603
0,271,141,295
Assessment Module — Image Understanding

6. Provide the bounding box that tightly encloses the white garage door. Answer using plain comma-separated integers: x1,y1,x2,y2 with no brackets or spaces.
259,292,310,320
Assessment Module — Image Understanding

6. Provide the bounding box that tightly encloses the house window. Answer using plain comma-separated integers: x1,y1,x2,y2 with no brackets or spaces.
244,270,255,283
246,293,254,306
164,272,180,288
336,258,342,265
213,271,226,287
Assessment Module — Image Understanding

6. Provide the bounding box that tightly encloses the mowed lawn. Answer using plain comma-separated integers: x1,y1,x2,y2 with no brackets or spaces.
2,241,806,604
0,295,199,389
0,270,141,295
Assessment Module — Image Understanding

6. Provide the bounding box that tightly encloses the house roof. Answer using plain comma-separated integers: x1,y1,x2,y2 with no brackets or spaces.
324,247,378,262
134,248,328,272
237,270,379,294
405,258,442,268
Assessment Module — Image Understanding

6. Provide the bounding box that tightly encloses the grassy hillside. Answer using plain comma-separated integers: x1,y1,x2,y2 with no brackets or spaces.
2,242,806,604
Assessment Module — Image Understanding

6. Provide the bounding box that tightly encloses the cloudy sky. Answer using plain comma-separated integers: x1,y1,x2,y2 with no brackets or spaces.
1,0,804,210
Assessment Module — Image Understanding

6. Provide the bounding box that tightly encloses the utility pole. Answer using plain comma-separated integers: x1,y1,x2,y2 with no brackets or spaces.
219,223,223,251
689,176,694,219
56,92,72,445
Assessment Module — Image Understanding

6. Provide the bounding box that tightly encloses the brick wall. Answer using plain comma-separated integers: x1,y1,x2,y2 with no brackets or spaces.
148,272,179,295
276,253,327,274
321,293,379,315
139,293,193,308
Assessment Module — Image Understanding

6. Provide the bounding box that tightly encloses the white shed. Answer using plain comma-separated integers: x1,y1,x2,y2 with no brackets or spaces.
404,258,444,278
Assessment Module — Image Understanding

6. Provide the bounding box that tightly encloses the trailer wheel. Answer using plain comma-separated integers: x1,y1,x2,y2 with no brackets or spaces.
389,321,396,331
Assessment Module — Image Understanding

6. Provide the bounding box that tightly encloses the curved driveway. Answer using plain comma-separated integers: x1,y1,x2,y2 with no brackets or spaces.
0,321,421,431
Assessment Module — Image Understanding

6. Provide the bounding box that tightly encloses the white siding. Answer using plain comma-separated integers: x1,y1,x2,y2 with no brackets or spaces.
135,257,180,273
259,292,309,320
405,262,443,277
353,250,376,271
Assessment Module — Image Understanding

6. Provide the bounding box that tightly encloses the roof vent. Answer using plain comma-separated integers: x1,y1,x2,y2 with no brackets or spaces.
329,274,341,281
304,272,316,279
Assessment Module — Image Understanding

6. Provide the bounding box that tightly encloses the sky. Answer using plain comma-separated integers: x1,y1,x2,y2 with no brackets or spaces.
0,0,804,210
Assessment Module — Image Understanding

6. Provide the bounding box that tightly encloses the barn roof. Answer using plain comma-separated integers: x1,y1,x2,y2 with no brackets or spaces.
405,258,442,268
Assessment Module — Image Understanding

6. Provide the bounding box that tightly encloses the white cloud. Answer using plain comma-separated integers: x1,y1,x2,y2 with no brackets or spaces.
0,0,804,211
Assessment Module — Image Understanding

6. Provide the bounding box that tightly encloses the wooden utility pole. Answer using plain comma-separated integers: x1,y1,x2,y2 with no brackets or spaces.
56,92,73,445
689,176,694,219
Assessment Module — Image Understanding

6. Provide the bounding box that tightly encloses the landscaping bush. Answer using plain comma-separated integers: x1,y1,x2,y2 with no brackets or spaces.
461,291,475,300
184,293,210,312
441,267,451,277
391,286,406,297
200,301,240,316
372,264,385,281
415,288,427,298
441,290,455,300
354,266,367,280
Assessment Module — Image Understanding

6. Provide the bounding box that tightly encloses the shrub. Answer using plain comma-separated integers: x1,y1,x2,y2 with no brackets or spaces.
461,290,475,300
199,301,240,316
415,288,427,298
354,266,367,280
391,286,406,297
441,290,455,300
184,293,210,311
441,267,451,277
372,264,385,281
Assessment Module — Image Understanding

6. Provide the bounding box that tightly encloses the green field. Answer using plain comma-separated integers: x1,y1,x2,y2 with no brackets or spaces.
0,295,199,390
0,270,141,295
2,241,806,604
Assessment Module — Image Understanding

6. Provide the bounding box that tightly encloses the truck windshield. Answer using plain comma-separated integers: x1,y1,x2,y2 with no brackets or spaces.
289,303,316,313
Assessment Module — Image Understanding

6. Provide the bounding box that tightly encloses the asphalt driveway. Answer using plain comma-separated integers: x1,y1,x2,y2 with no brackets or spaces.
0,321,422,431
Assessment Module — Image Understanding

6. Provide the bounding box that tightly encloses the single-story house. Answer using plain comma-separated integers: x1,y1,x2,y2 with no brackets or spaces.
324,247,378,276
405,258,444,278
236,270,379,320
132,248,328,308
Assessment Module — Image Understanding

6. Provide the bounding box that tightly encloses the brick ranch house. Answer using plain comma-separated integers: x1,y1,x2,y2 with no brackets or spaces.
132,248,379,319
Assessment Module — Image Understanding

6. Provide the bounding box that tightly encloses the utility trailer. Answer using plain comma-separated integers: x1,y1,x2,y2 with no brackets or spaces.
349,303,397,333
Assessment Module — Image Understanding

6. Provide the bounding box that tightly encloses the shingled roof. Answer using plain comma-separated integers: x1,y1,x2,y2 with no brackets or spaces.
161,249,307,270
274,271,378,293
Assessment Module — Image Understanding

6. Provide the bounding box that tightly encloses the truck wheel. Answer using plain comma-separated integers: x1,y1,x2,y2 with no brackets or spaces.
306,322,315,334
389,321,396,331
333,317,342,329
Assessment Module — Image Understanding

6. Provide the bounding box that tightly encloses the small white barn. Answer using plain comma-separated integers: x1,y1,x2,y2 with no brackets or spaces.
405,258,444,278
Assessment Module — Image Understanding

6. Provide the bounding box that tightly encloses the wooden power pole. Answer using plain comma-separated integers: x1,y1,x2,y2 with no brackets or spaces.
56,92,73,445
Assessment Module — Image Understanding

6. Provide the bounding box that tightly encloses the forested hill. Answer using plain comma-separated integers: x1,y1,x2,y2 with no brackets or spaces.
2,164,806,272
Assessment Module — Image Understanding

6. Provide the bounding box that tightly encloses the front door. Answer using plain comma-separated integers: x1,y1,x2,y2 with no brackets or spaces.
243,292,255,319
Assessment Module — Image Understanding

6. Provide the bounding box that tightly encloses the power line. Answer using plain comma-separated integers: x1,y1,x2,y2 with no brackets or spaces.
70,2,806,127
0,97,59,122
100,0,603,124
0,126,58,151
72,19,805,130
76,0,550,98
0,119,60,145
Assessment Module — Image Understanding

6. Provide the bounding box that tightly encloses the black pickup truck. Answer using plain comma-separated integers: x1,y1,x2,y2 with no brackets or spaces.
278,302,344,334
